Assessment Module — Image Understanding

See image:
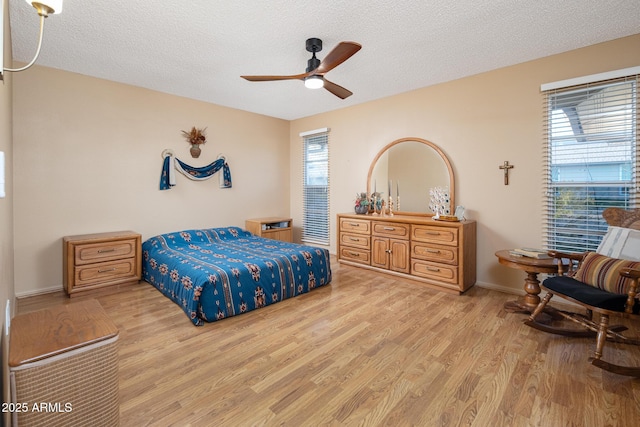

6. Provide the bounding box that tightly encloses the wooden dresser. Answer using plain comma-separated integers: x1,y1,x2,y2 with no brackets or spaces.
245,217,293,242
337,213,476,293
63,230,142,297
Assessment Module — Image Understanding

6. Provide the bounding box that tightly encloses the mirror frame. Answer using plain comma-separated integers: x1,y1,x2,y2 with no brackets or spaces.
366,137,455,216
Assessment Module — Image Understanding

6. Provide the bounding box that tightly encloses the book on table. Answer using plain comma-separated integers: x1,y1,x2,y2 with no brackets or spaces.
510,248,551,259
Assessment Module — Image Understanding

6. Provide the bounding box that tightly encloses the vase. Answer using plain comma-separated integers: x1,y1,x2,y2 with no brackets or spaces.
190,144,201,158
355,205,368,214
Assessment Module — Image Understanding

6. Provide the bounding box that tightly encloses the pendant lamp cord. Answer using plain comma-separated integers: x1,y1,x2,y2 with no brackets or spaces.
4,14,46,73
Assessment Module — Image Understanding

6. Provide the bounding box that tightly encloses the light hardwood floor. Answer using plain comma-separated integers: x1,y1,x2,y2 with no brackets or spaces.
17,260,640,427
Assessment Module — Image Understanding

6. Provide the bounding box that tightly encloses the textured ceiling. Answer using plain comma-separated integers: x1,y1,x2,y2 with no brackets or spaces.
8,0,640,120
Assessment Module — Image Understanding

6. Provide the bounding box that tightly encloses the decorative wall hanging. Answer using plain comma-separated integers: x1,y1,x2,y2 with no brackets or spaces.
160,149,231,190
181,127,207,158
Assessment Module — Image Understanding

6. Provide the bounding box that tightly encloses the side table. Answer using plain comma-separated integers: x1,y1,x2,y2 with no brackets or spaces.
245,217,293,242
495,249,565,315
63,230,142,297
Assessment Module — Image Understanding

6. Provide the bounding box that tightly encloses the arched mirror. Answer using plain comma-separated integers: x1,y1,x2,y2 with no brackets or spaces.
367,137,455,215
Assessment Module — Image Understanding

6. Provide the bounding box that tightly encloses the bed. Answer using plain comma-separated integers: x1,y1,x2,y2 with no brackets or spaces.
142,227,332,325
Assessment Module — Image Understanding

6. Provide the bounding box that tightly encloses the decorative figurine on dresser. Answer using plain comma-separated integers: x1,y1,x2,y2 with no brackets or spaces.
337,137,477,293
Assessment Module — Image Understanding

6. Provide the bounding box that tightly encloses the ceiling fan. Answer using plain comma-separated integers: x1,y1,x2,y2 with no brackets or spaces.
241,38,362,99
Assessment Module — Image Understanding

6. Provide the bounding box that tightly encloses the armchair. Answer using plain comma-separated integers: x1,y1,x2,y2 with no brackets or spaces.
525,208,640,376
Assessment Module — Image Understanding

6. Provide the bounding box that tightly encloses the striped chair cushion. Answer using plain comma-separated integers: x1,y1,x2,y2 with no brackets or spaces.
573,252,640,295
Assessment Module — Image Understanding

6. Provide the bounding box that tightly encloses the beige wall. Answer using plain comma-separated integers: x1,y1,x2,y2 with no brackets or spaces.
290,34,640,294
12,68,290,295
8,33,640,297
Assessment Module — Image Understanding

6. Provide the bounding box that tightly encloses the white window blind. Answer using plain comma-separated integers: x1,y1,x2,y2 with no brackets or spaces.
301,129,330,245
542,72,639,253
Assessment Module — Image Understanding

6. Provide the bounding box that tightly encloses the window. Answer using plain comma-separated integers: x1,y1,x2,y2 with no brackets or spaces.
301,128,330,245
542,70,639,252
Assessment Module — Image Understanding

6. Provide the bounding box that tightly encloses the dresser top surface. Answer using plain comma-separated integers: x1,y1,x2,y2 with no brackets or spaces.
245,217,292,223
338,213,475,226
63,230,141,243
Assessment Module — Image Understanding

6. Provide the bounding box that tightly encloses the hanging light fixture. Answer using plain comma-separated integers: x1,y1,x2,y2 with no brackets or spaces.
3,1,64,74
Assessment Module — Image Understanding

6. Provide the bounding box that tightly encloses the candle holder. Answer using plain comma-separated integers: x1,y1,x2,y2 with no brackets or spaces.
396,195,400,212
371,192,383,216
388,196,394,217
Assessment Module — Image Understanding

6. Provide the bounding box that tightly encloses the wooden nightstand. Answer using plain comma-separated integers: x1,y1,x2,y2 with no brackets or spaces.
245,217,293,242
63,230,142,297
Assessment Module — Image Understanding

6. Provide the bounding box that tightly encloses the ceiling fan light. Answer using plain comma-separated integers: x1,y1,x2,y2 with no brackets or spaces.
304,75,324,89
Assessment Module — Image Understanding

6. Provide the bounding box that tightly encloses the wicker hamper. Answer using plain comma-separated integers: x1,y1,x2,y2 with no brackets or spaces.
9,300,119,427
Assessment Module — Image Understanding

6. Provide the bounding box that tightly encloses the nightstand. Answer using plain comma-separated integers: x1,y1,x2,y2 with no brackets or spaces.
245,217,293,242
63,230,142,297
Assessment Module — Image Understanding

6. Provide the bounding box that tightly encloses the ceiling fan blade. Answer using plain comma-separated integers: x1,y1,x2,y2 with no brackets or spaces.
323,79,353,99
315,42,362,74
241,71,312,82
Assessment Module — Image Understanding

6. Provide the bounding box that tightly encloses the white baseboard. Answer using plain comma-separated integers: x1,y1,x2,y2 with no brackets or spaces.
15,285,64,299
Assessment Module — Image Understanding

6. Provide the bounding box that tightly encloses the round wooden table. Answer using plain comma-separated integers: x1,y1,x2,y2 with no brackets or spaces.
495,249,565,315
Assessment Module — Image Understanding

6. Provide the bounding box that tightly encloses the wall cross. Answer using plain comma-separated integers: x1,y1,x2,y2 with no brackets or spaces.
499,161,514,185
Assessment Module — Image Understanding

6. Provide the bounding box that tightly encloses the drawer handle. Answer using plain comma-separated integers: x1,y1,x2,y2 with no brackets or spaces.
426,249,441,254
426,267,440,272
383,227,395,231
425,231,440,236
349,223,360,227
348,252,360,257
98,268,117,273
349,237,361,242
98,248,116,253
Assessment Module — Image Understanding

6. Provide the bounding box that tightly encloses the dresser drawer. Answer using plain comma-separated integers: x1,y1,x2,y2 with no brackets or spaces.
75,258,138,287
75,239,138,265
340,217,371,235
339,247,371,265
411,242,458,265
411,260,458,284
372,221,410,239
412,225,458,246
340,232,371,250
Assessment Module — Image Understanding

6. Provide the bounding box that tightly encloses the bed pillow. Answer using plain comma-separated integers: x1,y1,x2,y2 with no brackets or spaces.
597,226,640,261
574,252,640,295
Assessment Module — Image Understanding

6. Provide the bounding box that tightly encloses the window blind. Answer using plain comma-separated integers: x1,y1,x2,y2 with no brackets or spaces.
542,73,639,253
301,129,330,245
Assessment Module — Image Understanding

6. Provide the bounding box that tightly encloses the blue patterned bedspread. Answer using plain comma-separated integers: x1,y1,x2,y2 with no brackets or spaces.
142,227,332,325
